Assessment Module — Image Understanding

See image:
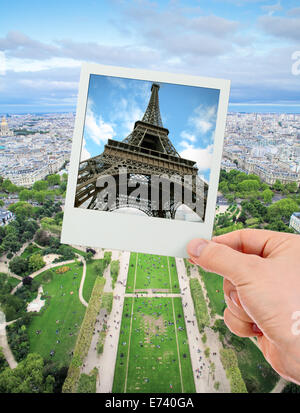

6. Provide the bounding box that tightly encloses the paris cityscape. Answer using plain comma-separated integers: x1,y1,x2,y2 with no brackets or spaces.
0,109,299,394
1,112,299,193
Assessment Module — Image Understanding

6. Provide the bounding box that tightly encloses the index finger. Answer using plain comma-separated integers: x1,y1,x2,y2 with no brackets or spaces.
212,228,290,258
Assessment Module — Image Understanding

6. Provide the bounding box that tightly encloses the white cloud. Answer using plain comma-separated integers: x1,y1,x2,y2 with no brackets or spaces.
261,1,282,16
85,101,116,145
179,143,214,172
110,97,144,136
6,57,82,73
19,79,78,90
189,105,217,135
81,139,91,162
180,131,196,143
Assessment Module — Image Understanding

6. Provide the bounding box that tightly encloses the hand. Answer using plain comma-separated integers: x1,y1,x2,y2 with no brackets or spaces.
187,229,300,385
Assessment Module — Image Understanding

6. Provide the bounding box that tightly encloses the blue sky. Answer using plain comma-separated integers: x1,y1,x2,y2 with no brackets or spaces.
82,74,220,181
0,0,299,113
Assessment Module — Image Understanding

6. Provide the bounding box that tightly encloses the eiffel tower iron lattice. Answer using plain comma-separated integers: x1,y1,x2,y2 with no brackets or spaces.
75,83,208,220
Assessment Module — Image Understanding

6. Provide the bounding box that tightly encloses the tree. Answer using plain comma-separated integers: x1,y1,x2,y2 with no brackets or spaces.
47,174,60,186
0,353,54,393
28,253,45,272
218,181,229,194
267,198,299,223
0,234,22,254
284,182,298,193
282,382,300,393
9,256,28,275
237,179,260,192
59,181,67,193
2,179,18,193
33,180,48,192
273,179,284,192
86,251,94,262
33,190,46,204
22,276,33,286
262,188,273,204
8,202,33,219
0,347,8,373
35,229,51,246
19,189,33,202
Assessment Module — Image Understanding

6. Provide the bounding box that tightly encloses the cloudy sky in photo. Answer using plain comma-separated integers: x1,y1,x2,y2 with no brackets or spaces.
0,0,299,113
82,74,219,182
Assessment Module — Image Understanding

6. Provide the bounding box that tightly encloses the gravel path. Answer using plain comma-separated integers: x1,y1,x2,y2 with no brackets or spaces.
78,258,88,308
176,258,230,393
11,259,76,295
0,311,17,369
79,250,130,393
271,377,287,393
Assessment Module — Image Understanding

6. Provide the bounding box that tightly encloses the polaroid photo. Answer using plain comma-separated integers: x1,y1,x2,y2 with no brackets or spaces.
61,63,230,257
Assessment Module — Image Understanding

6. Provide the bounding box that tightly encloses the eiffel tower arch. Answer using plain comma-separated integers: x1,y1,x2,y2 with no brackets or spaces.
75,83,208,220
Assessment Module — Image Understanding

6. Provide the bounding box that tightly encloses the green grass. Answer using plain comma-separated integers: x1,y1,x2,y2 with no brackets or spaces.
6,276,21,290
27,262,86,367
198,268,225,316
21,245,42,259
213,319,279,393
71,247,87,258
77,369,98,393
234,337,279,393
83,259,104,302
112,297,195,393
126,253,180,293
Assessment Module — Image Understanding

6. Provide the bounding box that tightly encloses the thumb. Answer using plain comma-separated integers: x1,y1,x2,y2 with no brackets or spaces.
187,238,264,286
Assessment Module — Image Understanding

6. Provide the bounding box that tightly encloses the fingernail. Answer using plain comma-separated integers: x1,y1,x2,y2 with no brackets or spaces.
230,291,239,307
187,239,208,258
252,323,263,336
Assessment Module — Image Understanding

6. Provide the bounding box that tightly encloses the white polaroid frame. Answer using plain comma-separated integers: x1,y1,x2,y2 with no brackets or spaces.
61,63,230,258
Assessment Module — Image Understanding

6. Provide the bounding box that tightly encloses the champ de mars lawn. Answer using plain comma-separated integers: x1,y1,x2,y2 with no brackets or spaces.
113,296,195,393
27,262,86,366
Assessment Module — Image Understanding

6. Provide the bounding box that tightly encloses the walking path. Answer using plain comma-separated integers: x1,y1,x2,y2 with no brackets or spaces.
0,311,17,369
78,258,88,308
11,259,77,295
0,240,33,276
271,377,287,393
175,257,230,393
94,250,130,393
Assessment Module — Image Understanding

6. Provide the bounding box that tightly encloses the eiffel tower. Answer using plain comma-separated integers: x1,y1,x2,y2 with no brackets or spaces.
75,83,208,220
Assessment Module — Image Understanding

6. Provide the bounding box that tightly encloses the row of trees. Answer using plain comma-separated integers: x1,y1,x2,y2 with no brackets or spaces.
219,169,299,203
0,352,68,393
0,199,62,256
216,170,300,234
